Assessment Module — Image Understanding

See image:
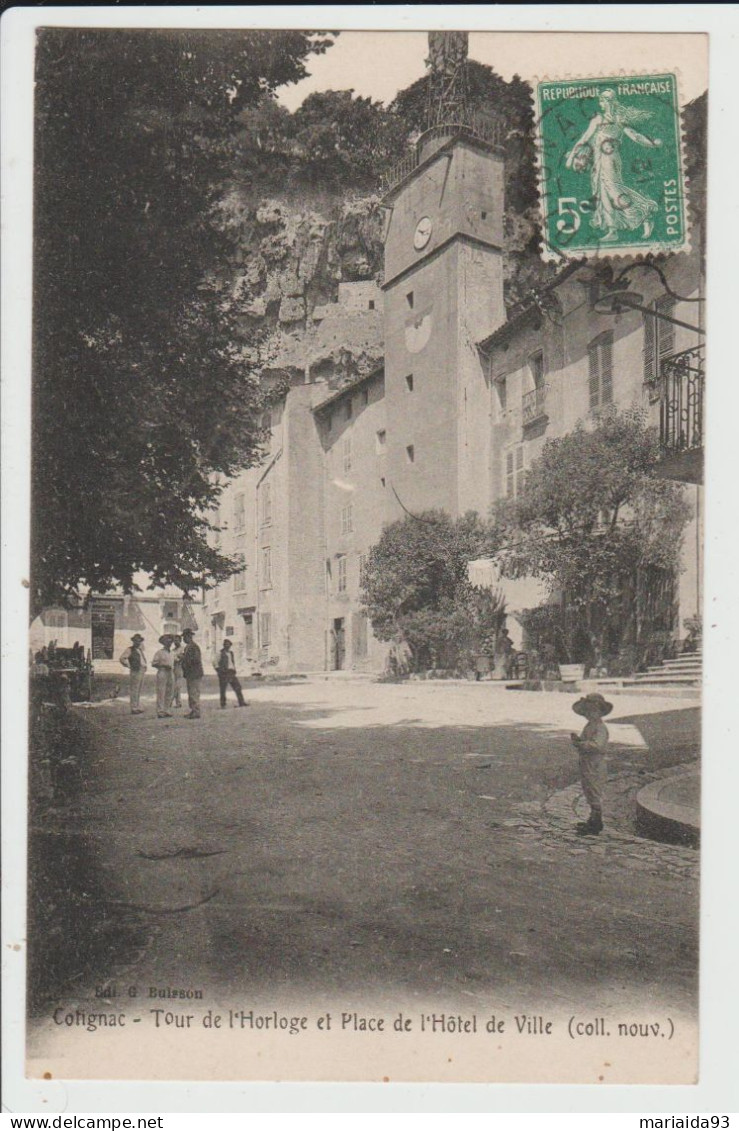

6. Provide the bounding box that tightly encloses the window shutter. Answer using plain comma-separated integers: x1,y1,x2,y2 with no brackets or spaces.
506,451,514,497
600,333,613,405
643,310,656,383
588,342,600,408
656,296,675,360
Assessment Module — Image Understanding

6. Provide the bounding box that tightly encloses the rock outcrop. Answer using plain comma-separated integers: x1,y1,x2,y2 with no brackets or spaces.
219,187,386,392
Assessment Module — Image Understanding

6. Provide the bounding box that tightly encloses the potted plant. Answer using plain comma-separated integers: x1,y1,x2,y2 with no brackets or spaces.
682,615,702,654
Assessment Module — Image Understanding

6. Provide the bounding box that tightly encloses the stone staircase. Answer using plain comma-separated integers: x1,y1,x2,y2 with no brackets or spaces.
580,651,702,699
622,650,702,691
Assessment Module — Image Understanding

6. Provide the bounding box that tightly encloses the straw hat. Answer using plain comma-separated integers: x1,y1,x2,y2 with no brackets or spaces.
573,693,613,717
158,634,173,645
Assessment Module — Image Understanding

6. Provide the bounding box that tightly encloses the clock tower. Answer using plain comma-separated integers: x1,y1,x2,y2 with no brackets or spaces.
381,38,507,519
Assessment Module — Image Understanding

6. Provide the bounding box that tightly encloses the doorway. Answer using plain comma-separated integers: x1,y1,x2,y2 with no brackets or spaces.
332,617,346,671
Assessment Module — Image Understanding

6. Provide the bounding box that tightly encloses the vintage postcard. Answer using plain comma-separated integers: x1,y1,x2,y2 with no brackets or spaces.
4,9,733,1107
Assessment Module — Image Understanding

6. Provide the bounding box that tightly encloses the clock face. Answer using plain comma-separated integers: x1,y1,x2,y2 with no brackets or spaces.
413,216,433,251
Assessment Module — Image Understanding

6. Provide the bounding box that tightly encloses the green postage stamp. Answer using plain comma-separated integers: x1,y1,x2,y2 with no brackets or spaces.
535,74,687,260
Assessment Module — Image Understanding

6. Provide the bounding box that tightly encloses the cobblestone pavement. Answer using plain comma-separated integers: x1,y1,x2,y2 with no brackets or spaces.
500,764,699,883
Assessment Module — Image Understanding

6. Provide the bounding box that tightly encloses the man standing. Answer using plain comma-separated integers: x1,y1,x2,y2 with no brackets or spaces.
181,628,204,719
170,634,184,708
119,633,147,715
216,638,248,709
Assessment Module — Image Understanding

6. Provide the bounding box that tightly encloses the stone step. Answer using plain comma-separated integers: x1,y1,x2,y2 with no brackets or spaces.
642,660,701,669
629,670,701,680
610,685,700,700
657,656,702,669
623,674,700,687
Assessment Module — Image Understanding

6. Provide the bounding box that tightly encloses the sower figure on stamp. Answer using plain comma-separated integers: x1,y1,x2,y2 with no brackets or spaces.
565,89,662,242
151,634,174,719
570,693,612,836
216,638,248,709
181,628,204,719
119,633,147,715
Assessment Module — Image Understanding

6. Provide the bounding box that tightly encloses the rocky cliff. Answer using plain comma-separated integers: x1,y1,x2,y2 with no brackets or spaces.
217,188,386,392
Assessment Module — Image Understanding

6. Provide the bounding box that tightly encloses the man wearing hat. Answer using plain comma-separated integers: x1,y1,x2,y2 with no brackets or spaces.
119,634,147,715
216,638,248,709
180,628,204,719
570,693,613,836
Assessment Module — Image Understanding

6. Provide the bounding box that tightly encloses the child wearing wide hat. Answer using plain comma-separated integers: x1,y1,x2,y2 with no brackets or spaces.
570,693,613,836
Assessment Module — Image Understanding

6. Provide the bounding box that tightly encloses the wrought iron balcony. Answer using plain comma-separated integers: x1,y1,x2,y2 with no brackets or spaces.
522,384,549,427
658,344,705,483
380,112,505,195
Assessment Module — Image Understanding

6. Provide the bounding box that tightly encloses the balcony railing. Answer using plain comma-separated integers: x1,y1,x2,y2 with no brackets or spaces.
660,344,704,456
381,113,506,194
522,384,549,427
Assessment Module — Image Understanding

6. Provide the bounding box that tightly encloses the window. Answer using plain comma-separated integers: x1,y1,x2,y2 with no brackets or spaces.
233,562,247,592
162,600,179,621
588,331,614,409
643,296,676,386
405,374,414,392
528,350,545,389
342,435,352,474
368,299,375,311
261,482,272,525
341,503,354,535
226,625,234,637
233,536,247,591
233,492,246,532
495,375,507,413
261,547,272,588
358,553,368,585
375,429,386,453
406,444,415,463
481,210,487,221
259,612,271,647
337,555,347,593
406,291,414,310
505,445,526,498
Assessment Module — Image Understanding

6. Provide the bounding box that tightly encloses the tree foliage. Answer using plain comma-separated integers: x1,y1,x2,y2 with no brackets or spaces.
494,409,692,661
31,32,580,613
361,511,505,671
32,29,334,610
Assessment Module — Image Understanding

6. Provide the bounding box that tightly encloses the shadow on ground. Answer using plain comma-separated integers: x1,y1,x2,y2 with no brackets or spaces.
26,694,700,1016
